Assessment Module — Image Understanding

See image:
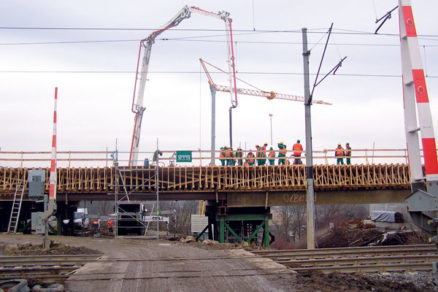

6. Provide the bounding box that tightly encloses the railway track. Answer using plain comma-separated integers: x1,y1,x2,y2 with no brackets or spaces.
252,244,438,273
0,254,102,284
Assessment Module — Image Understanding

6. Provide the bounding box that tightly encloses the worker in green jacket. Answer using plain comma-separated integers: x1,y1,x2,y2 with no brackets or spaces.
268,147,276,165
345,143,352,165
278,142,287,165
236,148,243,166
219,147,226,166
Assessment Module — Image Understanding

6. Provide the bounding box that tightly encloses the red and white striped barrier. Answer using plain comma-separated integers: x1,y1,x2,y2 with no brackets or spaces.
400,1,438,181
49,87,58,200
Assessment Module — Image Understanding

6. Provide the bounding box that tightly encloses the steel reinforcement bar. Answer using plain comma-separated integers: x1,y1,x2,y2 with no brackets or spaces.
0,164,410,196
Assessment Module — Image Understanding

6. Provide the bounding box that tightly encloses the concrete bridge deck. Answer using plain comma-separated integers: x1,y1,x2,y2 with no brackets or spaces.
0,164,411,206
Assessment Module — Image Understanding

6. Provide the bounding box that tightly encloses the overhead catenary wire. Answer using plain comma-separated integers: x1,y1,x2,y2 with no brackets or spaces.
0,70,436,79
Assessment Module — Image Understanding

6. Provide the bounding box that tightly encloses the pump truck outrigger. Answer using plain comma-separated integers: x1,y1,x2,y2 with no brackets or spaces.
128,6,238,166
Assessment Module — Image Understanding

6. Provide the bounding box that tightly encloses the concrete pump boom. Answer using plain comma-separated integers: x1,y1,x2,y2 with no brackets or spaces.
129,6,238,166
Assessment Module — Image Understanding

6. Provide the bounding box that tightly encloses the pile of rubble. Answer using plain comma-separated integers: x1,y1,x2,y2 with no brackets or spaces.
318,220,428,248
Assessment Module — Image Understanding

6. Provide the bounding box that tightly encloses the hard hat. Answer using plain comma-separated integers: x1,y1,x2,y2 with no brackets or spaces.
338,143,341,146
297,139,300,143
270,147,273,150
264,142,268,145
279,142,283,144
346,142,350,145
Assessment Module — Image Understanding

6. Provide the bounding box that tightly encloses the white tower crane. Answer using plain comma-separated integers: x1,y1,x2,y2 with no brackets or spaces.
199,58,331,165
129,6,238,166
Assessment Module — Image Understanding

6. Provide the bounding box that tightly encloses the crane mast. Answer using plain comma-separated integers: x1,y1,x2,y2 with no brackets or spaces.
129,6,238,166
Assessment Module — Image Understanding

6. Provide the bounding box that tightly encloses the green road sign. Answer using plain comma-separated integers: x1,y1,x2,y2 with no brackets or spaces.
176,151,192,163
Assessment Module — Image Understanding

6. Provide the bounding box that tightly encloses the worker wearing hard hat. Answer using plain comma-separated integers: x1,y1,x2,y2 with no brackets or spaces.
292,139,303,165
255,145,261,166
335,143,345,165
219,147,226,166
257,143,267,166
246,150,255,166
345,143,352,165
278,142,287,165
235,147,243,166
268,147,276,166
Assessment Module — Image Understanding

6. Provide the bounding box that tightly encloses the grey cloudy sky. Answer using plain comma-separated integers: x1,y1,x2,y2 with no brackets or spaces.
0,0,437,164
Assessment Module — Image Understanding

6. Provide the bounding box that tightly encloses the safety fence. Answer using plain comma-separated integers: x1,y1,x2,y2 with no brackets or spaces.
0,148,413,168
0,164,410,196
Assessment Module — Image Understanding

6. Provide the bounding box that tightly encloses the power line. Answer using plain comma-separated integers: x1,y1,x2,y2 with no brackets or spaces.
1,25,437,38
2,38,438,48
0,69,436,79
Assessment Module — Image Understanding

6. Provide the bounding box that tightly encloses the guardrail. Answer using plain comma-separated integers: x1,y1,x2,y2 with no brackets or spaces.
0,148,414,168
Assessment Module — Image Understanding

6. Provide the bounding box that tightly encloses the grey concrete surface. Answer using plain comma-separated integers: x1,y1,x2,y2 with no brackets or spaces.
0,234,297,291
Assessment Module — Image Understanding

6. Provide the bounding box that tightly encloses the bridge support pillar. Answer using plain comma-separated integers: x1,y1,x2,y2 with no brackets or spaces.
214,208,272,248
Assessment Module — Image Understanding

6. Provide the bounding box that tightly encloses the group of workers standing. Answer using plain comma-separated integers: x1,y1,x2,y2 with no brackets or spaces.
219,140,305,166
218,141,352,166
335,143,352,165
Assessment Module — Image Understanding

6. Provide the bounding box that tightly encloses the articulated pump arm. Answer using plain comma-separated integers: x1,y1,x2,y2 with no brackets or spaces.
129,6,238,166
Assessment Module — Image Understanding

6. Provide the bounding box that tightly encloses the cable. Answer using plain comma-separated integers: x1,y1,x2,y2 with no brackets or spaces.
0,69,436,78
2,25,438,38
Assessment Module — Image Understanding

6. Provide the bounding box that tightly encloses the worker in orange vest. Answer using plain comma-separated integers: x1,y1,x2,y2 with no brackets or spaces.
219,147,225,166
268,147,276,165
293,140,304,165
92,219,99,234
278,142,287,165
260,143,268,165
107,219,114,234
345,143,352,165
246,151,255,166
335,143,345,165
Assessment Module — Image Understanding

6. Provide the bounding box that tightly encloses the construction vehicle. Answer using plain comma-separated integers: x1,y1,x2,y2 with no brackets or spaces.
129,6,238,166
397,0,438,275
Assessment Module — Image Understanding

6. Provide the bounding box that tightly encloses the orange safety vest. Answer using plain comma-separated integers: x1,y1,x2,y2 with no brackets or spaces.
269,150,275,158
225,149,232,158
108,220,114,227
219,150,225,159
247,152,255,163
293,143,303,156
93,220,98,225
261,146,267,156
335,147,345,156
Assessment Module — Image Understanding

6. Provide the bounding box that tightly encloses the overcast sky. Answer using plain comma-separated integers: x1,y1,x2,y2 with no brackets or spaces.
0,0,437,165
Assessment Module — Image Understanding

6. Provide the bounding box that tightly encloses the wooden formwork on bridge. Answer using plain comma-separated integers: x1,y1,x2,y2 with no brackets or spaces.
0,164,410,197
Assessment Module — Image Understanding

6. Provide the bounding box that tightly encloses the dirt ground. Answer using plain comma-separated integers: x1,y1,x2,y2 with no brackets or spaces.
1,234,437,291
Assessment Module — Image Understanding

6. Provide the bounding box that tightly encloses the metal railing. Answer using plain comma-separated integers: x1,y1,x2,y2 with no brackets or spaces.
0,148,415,168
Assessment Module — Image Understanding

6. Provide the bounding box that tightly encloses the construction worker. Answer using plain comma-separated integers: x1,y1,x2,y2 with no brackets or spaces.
107,219,114,234
268,147,276,165
293,139,304,165
260,143,268,166
246,151,256,166
255,145,261,165
219,147,225,166
278,142,287,165
236,148,243,166
345,143,352,165
225,147,234,166
335,143,345,165
92,219,99,235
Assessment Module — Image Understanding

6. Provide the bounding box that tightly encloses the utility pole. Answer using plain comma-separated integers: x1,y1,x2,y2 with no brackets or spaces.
302,28,316,250
269,113,273,145
210,85,216,165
